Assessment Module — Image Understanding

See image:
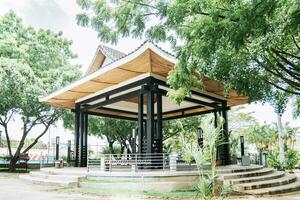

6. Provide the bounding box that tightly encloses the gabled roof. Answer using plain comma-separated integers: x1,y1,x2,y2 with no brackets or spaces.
40,41,249,115
86,44,126,74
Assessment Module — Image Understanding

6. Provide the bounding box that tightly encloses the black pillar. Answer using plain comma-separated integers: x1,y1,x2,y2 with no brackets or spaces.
214,111,218,128
240,136,245,156
74,104,80,167
146,87,154,154
80,112,88,167
138,93,144,154
221,102,230,165
156,92,163,153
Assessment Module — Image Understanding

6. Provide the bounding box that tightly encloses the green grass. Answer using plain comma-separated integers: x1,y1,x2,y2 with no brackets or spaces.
144,190,197,198
54,187,145,197
55,186,197,199
79,177,134,183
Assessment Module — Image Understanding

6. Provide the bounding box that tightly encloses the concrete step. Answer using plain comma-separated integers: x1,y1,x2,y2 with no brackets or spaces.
243,179,300,195
40,167,87,176
29,171,79,182
236,174,297,191
19,174,77,187
217,165,264,174
230,171,285,184
221,168,273,180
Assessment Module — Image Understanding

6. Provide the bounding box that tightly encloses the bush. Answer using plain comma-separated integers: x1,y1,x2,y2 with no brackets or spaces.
267,148,300,171
0,155,10,161
102,145,122,155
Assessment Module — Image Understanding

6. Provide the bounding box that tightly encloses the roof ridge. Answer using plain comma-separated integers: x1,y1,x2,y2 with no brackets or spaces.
101,40,175,67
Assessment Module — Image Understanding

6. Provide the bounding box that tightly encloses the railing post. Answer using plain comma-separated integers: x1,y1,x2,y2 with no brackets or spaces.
163,154,165,172
169,153,177,172
109,154,112,172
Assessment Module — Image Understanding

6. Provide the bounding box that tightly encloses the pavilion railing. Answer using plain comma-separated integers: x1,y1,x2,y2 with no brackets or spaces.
87,153,173,172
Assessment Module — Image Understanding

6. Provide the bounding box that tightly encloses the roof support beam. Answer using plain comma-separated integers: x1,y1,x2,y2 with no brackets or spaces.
86,111,137,121
82,88,146,111
157,88,220,109
78,76,152,105
151,77,225,103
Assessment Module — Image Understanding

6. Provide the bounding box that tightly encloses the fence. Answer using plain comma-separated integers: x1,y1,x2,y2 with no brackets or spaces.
0,142,72,165
87,153,178,172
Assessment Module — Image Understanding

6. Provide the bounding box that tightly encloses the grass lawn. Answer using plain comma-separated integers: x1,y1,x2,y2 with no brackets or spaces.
55,186,198,199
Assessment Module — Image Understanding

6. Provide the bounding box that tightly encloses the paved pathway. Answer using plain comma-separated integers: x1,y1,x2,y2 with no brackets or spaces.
1,176,300,200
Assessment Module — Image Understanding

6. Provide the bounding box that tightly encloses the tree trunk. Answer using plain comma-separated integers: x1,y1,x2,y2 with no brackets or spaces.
9,124,28,172
277,113,285,163
9,156,18,172
120,145,125,155
108,141,115,154
3,124,12,157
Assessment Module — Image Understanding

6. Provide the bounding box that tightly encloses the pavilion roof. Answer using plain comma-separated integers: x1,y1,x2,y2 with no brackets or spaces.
40,41,249,118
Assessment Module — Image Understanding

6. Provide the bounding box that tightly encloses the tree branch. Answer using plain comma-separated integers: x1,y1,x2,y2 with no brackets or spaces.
271,48,300,68
265,79,300,95
257,57,300,91
22,123,51,154
292,35,300,51
120,0,159,10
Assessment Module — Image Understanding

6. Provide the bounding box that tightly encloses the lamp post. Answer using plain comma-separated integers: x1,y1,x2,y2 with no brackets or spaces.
67,140,71,163
198,127,203,148
131,127,137,154
240,136,245,157
55,136,60,160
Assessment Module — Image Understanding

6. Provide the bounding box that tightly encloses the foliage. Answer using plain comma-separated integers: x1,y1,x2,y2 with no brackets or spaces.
180,115,232,200
164,116,202,153
76,0,300,115
0,12,80,171
247,124,277,150
228,106,257,158
267,148,300,171
63,111,136,154
102,144,122,155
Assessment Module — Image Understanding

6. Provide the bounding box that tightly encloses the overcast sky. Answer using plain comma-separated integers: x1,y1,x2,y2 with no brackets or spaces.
0,0,299,144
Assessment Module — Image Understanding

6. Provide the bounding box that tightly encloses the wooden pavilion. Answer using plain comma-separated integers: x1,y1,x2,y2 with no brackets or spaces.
40,41,249,167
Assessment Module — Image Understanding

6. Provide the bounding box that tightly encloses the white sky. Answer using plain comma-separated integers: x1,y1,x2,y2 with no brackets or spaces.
0,0,299,144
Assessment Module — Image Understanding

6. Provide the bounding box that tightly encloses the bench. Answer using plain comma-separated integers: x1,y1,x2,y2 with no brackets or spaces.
17,153,30,171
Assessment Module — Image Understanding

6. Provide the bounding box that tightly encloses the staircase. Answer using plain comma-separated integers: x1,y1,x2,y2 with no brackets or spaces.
19,165,300,195
19,168,85,187
220,166,300,195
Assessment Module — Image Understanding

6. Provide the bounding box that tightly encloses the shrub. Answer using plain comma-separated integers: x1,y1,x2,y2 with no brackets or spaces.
267,148,300,171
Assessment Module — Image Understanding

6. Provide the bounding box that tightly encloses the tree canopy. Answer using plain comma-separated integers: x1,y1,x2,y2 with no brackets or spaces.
76,0,300,114
0,12,80,171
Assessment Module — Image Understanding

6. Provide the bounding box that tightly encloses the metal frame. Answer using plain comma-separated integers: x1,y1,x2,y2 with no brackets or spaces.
74,75,231,167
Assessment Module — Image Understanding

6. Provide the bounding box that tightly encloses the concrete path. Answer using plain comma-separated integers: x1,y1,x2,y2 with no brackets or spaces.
1,176,300,200
0,177,142,200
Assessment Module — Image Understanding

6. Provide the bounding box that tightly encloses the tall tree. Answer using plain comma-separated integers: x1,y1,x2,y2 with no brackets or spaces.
268,91,289,163
76,0,300,109
0,12,80,171
63,112,136,154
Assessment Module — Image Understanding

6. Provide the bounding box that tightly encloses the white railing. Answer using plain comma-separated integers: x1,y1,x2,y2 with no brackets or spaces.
87,153,174,172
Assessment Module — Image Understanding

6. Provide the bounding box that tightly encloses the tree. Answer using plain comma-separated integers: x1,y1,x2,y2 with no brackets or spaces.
163,116,203,153
76,0,300,110
247,124,277,151
63,111,136,154
0,12,80,171
268,91,289,163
